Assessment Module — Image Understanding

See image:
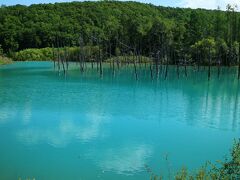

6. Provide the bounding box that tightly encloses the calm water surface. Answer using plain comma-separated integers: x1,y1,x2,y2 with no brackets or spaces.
0,62,239,179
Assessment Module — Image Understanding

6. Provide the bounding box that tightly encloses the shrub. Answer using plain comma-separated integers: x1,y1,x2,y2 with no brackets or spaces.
147,139,240,180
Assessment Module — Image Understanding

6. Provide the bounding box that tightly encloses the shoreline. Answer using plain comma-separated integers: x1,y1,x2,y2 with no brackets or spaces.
0,56,13,66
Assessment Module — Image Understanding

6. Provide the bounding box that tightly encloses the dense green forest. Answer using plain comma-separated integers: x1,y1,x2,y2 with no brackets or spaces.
0,1,240,66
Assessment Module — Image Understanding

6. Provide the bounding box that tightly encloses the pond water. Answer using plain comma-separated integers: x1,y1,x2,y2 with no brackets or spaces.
0,62,239,179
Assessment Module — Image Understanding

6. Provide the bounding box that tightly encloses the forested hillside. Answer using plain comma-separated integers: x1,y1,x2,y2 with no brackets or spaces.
0,1,239,65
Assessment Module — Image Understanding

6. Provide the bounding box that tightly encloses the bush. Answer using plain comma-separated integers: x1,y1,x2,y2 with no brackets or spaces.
13,48,53,61
147,139,240,180
13,46,100,62
0,55,12,65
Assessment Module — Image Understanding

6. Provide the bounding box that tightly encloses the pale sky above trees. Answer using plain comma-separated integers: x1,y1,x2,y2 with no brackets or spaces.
0,0,239,10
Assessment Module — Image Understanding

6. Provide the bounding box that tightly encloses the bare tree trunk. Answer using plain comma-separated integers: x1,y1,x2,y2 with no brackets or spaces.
238,54,240,79
165,56,169,80
177,60,180,79
133,50,138,80
61,55,66,75
197,49,200,72
184,57,187,77
117,56,120,69
52,44,56,70
156,51,159,79
218,54,221,79
208,47,211,81
56,38,61,76
99,41,103,77
150,62,153,80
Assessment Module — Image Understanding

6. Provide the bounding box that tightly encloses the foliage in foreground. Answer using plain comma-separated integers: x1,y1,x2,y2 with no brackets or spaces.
147,139,240,180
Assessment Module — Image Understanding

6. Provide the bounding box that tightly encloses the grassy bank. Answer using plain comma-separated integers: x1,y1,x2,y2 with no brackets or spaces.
0,56,12,65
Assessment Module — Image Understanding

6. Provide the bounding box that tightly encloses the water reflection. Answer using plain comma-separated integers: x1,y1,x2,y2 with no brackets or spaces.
98,144,152,175
22,101,32,125
0,65,240,132
0,64,240,131
17,113,107,147
0,63,240,179
0,107,16,124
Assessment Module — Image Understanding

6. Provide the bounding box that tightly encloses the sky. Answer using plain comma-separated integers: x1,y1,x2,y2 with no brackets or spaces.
0,0,240,10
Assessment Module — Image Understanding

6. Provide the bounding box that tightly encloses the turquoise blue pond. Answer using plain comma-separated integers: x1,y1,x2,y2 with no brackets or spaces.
0,62,239,179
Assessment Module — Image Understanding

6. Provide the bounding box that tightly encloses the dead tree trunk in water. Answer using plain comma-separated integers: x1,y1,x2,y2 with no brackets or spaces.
184,56,187,77
150,62,153,80
112,57,115,77
197,49,200,72
91,54,94,69
137,50,141,69
238,62,240,79
217,54,221,79
56,37,61,75
177,62,180,79
208,47,211,81
98,39,103,77
238,64,240,80
164,47,169,80
61,54,66,75
64,45,68,74
117,56,120,69
109,41,115,76
156,51,160,79
64,47,69,73
238,46,240,79
52,44,56,70
176,53,179,79
79,35,85,73
60,40,66,76
133,50,138,80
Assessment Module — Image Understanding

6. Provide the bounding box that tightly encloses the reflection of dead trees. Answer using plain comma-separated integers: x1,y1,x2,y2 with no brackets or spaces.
233,81,239,130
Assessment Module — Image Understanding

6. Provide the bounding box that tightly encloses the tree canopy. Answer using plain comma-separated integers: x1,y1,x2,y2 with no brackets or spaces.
0,1,239,65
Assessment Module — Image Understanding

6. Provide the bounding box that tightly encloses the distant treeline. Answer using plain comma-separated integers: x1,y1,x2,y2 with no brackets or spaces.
0,1,240,65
